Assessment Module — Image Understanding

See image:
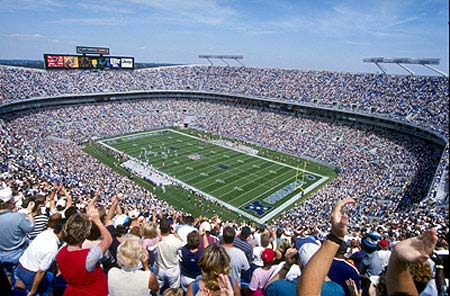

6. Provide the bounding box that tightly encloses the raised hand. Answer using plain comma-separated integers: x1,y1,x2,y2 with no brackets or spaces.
331,197,355,239
217,274,234,296
393,229,438,263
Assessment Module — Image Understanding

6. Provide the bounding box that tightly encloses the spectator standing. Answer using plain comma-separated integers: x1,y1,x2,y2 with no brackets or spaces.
177,215,197,245
222,226,250,285
327,241,362,296
179,230,202,292
15,213,63,295
247,248,278,295
0,185,34,279
154,217,184,293
186,244,240,296
108,235,158,296
56,197,112,296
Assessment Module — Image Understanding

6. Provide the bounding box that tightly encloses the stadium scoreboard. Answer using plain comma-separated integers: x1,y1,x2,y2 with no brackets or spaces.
76,46,110,55
44,46,134,70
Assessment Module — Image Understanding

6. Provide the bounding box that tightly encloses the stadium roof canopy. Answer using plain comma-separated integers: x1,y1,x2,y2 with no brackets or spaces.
363,57,447,76
199,55,244,66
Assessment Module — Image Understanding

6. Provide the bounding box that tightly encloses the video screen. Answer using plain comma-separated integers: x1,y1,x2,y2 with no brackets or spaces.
97,56,109,69
46,55,64,68
78,56,91,69
63,56,79,68
109,57,121,69
121,58,134,69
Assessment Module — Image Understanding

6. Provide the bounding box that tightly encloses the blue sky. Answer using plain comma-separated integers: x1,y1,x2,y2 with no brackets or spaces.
0,0,448,74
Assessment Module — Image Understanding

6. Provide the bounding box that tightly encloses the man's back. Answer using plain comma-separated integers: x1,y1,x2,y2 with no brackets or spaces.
0,210,33,251
156,233,184,270
225,246,250,284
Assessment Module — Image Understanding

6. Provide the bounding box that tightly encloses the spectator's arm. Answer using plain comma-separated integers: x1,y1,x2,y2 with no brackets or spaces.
48,183,58,212
86,196,112,254
27,270,45,296
386,229,437,296
140,247,159,293
266,247,297,287
105,193,121,226
25,201,35,224
271,227,277,250
297,198,354,296
60,183,72,208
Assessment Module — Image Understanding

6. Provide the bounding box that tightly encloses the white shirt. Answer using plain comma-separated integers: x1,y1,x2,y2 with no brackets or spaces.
177,225,198,245
19,229,59,272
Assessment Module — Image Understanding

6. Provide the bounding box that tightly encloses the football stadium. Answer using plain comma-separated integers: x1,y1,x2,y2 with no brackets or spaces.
0,2,448,296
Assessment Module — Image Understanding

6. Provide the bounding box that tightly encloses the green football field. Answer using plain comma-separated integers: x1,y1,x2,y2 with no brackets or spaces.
98,128,331,223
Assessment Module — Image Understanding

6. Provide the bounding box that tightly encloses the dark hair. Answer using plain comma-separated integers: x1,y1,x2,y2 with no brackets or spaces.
260,233,271,248
223,226,235,244
48,213,63,234
187,230,200,249
160,217,171,234
64,206,78,219
116,224,127,237
87,222,101,241
185,215,195,225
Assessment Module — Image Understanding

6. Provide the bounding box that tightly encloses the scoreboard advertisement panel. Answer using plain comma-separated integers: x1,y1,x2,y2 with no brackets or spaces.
44,54,134,70
46,55,64,68
109,57,121,69
63,56,79,69
79,56,92,69
121,58,133,69
76,46,110,55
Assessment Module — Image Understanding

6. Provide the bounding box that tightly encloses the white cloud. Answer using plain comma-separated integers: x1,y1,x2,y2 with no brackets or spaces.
126,0,237,25
5,33,59,43
48,17,126,26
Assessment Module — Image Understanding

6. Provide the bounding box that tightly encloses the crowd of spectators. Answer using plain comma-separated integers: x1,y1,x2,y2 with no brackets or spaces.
0,65,448,295
0,65,448,136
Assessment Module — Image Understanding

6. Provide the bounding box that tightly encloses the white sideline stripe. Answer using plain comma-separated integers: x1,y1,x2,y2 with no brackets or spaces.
99,129,329,223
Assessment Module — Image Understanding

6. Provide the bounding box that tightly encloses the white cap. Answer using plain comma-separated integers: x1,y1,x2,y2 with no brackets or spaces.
128,209,140,219
56,199,66,208
298,242,320,267
0,185,13,203
200,221,211,232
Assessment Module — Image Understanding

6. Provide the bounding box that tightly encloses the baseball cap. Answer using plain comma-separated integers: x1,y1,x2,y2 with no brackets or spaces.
261,248,275,264
0,185,13,203
378,239,389,248
200,221,211,232
362,236,378,250
128,209,140,219
56,199,66,208
298,242,320,267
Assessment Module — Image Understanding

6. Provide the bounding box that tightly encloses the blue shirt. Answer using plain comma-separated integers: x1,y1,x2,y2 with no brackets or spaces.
0,210,34,251
179,246,202,279
328,258,361,296
266,278,344,296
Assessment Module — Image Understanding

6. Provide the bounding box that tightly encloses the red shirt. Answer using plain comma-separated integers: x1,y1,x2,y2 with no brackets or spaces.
56,246,107,296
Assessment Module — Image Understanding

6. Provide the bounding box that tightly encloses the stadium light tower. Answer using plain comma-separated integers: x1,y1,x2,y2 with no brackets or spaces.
363,57,447,77
199,55,244,66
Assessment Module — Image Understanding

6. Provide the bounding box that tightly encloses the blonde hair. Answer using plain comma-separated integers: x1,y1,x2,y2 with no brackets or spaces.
162,288,183,296
199,244,231,291
117,236,146,270
140,222,158,239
